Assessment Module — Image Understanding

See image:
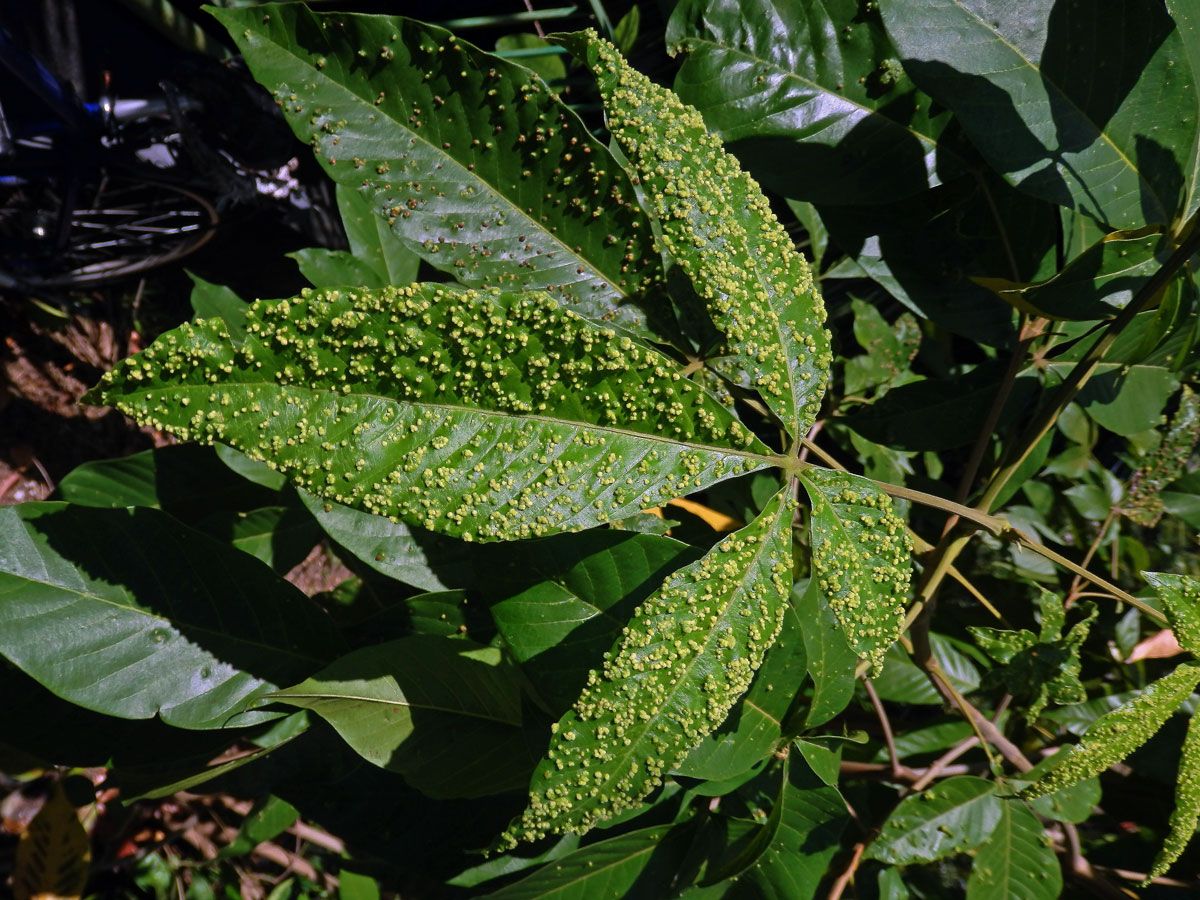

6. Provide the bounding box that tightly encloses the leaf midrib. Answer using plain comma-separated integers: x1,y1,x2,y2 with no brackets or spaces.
248,15,631,301
269,687,520,726
116,381,782,466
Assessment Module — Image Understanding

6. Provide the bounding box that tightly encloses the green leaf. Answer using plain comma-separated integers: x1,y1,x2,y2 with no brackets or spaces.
56,443,272,512
667,0,961,204
866,776,1003,865
879,0,1200,230
495,34,568,86
297,491,473,592
1026,775,1099,825
1022,661,1200,800
211,4,667,339
499,487,794,846
481,825,678,900
799,467,912,673
702,760,789,885
55,444,320,573
268,636,531,797
556,30,830,438
1166,0,1200,222
291,248,389,289
844,299,918,396
708,763,848,899
188,272,247,342
448,835,580,889
0,503,336,729
978,226,1169,321
219,795,299,858
90,284,773,542
965,800,1060,900
1146,705,1200,881
339,871,381,900
1070,364,1179,436
334,183,420,286
1143,572,1200,658
613,5,640,56
969,590,1095,722
876,868,910,900
675,587,808,782
795,579,857,728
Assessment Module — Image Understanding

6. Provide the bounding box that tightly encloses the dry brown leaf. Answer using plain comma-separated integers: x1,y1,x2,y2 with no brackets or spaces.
1126,628,1185,663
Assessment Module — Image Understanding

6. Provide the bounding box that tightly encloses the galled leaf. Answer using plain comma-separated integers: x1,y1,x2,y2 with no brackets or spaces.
89,284,774,542
799,467,912,673
1146,706,1200,882
498,487,794,846
211,4,668,338
1122,387,1200,527
1021,661,1200,800
1143,572,1200,658
555,30,830,437
968,589,1095,722
796,579,858,727
675,584,808,781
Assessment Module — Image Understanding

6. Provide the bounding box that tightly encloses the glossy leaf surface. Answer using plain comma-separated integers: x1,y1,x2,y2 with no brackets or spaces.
0,503,335,729
879,0,1199,229
556,30,830,437
668,0,959,204
213,4,668,338
500,487,794,845
91,284,773,542
713,764,848,899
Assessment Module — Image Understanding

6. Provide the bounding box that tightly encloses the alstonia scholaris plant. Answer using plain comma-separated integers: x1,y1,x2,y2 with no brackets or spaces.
89,17,912,846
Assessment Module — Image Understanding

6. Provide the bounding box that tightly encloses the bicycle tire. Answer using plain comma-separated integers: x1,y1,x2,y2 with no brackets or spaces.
0,171,218,289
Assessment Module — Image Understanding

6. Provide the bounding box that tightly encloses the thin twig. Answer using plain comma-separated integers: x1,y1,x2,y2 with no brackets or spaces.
908,735,980,793
863,679,901,779
1065,508,1118,606
826,842,865,900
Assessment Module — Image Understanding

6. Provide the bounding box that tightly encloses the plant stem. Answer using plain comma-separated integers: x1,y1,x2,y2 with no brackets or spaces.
1010,533,1166,624
863,679,901,779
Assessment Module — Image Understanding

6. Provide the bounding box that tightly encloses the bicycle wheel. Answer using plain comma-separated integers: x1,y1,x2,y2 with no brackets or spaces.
0,171,218,289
